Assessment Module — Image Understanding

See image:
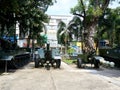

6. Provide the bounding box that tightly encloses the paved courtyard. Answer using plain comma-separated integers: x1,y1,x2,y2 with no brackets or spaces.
0,61,120,90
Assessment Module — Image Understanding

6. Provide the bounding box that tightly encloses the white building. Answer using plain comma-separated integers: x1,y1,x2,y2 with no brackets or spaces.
16,15,73,48
46,15,73,48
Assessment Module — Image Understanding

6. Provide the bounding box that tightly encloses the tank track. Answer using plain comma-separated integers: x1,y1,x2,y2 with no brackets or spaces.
0,53,30,69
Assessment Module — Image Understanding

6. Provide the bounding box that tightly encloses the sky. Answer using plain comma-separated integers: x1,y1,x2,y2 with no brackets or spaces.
46,0,120,15
46,0,78,15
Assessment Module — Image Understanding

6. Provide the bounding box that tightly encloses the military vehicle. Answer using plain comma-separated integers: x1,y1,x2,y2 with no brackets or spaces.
97,40,119,67
99,47,120,67
34,43,61,70
77,51,105,68
0,37,30,69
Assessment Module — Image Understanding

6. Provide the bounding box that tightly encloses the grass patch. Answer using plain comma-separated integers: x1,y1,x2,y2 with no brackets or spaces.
62,59,76,65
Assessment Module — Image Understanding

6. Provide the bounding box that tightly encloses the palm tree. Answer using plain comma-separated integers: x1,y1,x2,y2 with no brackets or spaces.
67,16,82,41
57,17,83,54
57,21,67,45
57,21,70,54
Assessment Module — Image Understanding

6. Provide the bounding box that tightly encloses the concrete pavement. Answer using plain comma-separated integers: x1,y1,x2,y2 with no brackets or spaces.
0,61,120,90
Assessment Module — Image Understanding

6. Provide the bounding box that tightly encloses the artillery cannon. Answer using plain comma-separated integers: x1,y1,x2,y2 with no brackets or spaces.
76,31,106,69
0,37,30,69
34,43,61,70
77,50,105,68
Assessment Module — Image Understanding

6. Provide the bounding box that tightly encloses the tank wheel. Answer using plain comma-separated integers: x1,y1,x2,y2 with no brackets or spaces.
40,62,44,67
45,63,50,70
11,58,21,69
77,58,82,68
56,59,61,68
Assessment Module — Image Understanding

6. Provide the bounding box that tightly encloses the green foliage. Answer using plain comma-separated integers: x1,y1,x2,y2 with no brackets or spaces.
70,0,119,53
67,47,75,54
71,0,105,17
0,0,19,13
0,0,54,38
57,21,66,45
70,0,119,27
63,59,75,65
67,16,82,41
37,34,47,46
98,7,120,46
17,0,53,38
0,0,55,48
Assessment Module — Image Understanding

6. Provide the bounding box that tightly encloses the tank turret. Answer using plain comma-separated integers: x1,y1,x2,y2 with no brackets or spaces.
0,37,19,51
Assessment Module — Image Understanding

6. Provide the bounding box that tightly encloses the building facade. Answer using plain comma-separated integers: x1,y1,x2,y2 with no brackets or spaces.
16,15,73,48
46,15,73,48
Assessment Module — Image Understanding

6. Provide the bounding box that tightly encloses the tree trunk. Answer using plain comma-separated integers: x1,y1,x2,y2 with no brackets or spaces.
83,22,97,54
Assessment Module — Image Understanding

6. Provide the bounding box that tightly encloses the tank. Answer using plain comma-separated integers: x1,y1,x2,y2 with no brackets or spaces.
99,47,120,67
0,37,30,69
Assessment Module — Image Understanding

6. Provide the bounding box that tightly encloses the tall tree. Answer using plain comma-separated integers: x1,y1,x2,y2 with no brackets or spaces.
0,0,55,47
71,0,119,54
0,0,18,36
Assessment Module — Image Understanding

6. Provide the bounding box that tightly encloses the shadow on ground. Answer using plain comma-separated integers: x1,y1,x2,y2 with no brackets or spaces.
70,63,120,78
